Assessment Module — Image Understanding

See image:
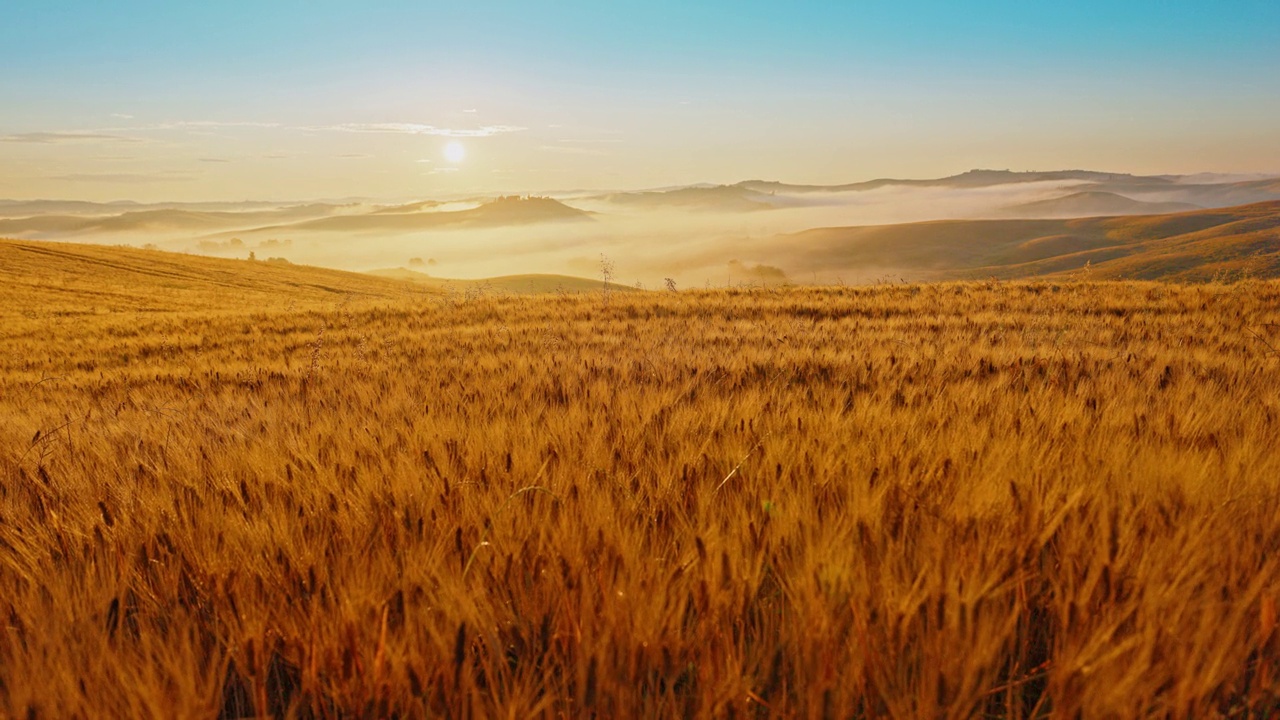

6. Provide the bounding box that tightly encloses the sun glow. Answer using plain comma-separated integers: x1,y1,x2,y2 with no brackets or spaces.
443,141,466,164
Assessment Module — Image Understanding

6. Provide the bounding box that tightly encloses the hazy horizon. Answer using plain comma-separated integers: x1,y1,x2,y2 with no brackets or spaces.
3,1,1279,203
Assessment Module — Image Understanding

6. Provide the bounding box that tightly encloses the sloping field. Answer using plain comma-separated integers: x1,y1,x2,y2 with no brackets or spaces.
367,267,639,294
2,243,1279,717
784,200,1280,281
0,238,434,319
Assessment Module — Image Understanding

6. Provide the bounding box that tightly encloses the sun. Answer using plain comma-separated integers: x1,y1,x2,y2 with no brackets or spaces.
443,141,466,164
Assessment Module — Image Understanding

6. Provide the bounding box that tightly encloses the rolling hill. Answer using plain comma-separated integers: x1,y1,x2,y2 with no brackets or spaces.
238,195,592,235
0,198,304,218
0,238,437,318
733,171,1280,211
780,200,1280,281
0,239,621,323
998,191,1201,219
0,197,588,240
594,185,797,212
600,170,1280,215
734,170,1165,194
0,205,339,238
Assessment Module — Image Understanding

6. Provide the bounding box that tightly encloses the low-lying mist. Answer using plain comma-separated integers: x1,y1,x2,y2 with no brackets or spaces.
71,181,1097,288
5,171,1279,287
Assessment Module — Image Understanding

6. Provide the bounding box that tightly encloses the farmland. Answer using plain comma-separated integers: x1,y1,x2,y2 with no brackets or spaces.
2,240,1279,717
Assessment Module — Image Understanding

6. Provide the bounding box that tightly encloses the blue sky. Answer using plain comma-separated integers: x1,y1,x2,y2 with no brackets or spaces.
2,1,1278,200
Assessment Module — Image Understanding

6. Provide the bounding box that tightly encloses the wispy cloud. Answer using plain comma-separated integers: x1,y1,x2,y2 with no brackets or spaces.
130,120,283,131
49,171,194,183
0,132,143,144
160,119,515,137
13,119,524,145
199,157,232,163
323,123,525,138
539,144,607,157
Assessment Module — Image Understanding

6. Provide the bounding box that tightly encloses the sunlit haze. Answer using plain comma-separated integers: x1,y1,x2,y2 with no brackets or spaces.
2,1,1278,202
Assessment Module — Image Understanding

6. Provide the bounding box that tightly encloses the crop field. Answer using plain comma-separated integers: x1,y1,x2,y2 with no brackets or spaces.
2,245,1279,717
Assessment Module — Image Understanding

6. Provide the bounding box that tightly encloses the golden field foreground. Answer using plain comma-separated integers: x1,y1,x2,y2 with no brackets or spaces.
2,241,1279,718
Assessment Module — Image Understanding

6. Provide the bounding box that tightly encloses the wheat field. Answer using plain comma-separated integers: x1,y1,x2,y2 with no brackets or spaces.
2,250,1279,717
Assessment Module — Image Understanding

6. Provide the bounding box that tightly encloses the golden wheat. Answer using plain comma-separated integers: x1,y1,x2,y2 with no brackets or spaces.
2,274,1279,718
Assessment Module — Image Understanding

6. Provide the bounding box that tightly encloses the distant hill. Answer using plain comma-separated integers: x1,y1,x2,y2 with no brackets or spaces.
270,196,591,233
782,200,1280,282
0,196,588,240
0,238,435,316
932,169,1158,188
998,191,1202,219
1127,177,1280,208
0,204,338,238
0,198,321,218
595,185,796,212
369,200,444,215
731,172,1280,214
0,199,143,217
734,170,1165,194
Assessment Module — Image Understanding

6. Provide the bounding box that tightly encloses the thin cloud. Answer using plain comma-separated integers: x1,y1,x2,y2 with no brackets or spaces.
50,171,194,183
324,123,525,138
80,120,284,136
0,132,142,144
141,120,283,131
199,157,232,163
48,119,523,141
540,144,606,156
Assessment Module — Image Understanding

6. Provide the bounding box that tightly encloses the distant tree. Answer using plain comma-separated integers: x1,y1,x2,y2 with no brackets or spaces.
248,251,256,261
408,257,425,267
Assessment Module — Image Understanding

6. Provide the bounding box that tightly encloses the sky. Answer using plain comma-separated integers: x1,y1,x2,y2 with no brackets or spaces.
1,0,1278,202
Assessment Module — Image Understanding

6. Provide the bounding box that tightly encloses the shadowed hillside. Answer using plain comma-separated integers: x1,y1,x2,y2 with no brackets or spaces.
781,200,1280,281
998,191,1201,219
